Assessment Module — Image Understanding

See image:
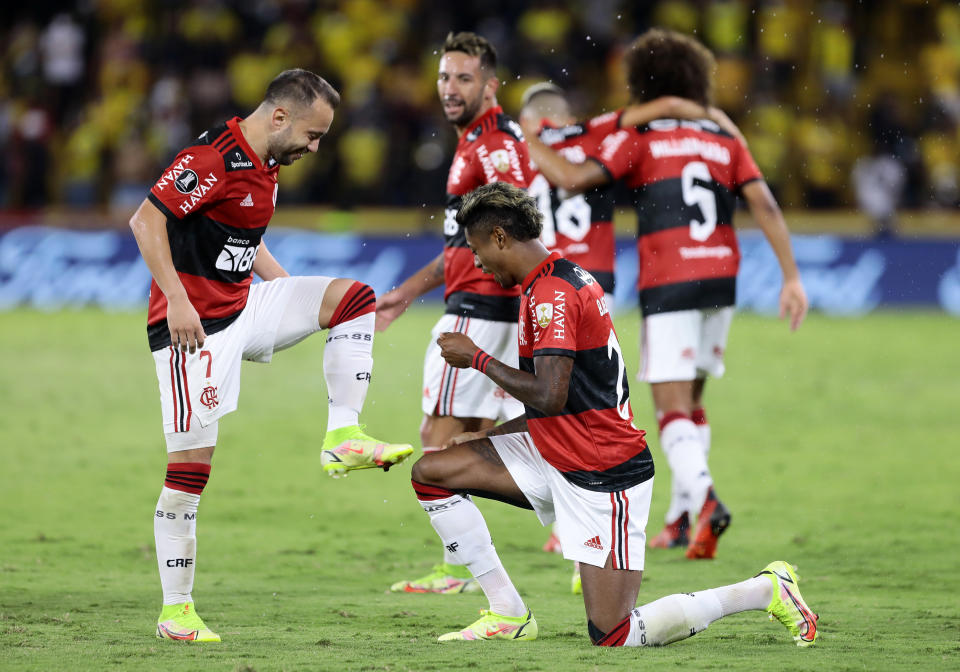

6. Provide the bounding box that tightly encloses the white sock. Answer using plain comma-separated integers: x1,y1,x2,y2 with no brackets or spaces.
661,417,713,515
625,591,722,646
698,422,711,461
324,312,374,431
417,491,526,617
155,486,201,606
663,479,688,525
702,576,772,615
693,408,711,461
621,577,771,646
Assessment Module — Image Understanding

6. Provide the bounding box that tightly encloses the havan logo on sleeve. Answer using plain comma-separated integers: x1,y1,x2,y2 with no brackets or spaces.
177,172,220,215
154,154,196,191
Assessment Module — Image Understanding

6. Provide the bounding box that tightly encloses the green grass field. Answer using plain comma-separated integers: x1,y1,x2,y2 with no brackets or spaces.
1,307,957,671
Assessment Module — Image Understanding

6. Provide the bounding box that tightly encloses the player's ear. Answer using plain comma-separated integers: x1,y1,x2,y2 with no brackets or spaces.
271,106,290,130
484,73,499,99
493,226,506,249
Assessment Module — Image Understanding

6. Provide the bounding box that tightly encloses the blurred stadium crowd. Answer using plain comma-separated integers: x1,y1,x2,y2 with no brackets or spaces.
2,0,959,218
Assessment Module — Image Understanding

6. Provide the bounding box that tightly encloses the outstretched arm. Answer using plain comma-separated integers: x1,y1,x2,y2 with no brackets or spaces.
437,331,572,415
740,180,808,331
620,97,747,144
522,131,609,193
442,414,528,449
375,253,444,331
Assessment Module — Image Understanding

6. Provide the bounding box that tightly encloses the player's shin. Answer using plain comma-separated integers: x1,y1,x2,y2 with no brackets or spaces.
323,282,376,430
595,576,772,647
413,480,526,617
155,463,210,605
659,413,712,513
692,406,711,460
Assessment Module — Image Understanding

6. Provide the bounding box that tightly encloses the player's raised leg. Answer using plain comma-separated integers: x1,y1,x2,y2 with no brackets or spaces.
409,439,537,641
154,434,220,642
313,278,413,475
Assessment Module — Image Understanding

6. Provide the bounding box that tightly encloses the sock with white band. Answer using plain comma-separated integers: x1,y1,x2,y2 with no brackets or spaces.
595,576,771,647
692,406,711,461
413,480,526,617
155,462,210,606
324,282,376,431
660,412,713,516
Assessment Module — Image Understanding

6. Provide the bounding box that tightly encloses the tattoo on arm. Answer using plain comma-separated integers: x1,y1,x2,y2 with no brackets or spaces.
432,255,445,280
484,355,573,415
468,438,506,467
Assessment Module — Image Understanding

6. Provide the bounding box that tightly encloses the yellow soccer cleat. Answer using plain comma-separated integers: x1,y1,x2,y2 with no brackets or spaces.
156,602,220,642
758,561,819,647
390,563,480,594
320,425,413,478
438,609,538,642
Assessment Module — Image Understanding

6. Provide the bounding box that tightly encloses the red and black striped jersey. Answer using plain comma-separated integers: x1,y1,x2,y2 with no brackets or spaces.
444,106,532,321
587,112,763,315
146,117,280,350
529,119,616,293
519,252,653,492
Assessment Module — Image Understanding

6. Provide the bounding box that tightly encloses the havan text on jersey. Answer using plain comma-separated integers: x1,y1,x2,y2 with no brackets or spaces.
145,116,281,351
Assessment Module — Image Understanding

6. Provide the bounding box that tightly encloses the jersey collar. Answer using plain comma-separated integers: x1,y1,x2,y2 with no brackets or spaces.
521,251,562,295
460,105,503,143
227,116,272,171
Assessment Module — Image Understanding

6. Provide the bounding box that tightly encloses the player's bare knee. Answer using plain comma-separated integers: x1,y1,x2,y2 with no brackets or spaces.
411,452,439,485
412,450,460,488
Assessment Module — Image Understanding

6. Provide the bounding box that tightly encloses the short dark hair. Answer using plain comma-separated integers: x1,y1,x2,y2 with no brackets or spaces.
457,182,542,242
264,68,341,110
442,31,498,75
624,29,715,107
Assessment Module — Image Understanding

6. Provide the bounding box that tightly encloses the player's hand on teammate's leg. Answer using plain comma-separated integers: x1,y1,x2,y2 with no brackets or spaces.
441,431,485,450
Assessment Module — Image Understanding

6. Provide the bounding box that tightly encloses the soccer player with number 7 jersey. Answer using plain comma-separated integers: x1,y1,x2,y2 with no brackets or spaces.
130,69,413,642
524,29,808,560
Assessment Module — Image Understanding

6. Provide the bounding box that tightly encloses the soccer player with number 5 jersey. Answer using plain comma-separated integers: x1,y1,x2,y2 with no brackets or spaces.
524,29,809,561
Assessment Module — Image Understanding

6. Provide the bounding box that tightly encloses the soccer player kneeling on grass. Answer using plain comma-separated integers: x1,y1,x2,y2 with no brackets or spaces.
410,181,818,647
130,69,413,642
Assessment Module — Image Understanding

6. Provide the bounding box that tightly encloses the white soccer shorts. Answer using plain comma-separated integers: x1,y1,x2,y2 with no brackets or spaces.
492,432,652,570
638,306,735,383
421,313,524,421
153,275,334,452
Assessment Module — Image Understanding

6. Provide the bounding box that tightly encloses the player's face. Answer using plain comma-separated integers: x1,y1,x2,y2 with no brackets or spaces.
268,98,335,166
438,52,493,128
465,226,516,288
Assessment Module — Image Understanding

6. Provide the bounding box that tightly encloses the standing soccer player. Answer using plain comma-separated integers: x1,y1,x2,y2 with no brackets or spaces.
376,32,533,594
524,29,808,560
410,181,817,648
519,83,733,569
519,83,618,308
131,69,413,642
